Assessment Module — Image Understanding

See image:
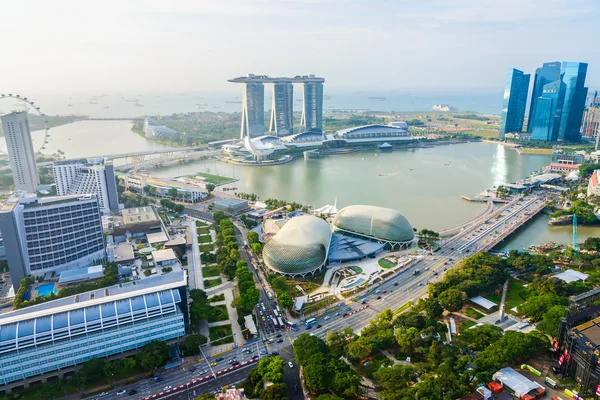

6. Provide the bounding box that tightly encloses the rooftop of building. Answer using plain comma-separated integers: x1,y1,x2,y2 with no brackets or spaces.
549,162,580,169
152,248,178,263
58,265,104,285
0,192,98,213
572,316,600,347
146,231,169,245
113,242,135,262
228,74,325,83
215,198,249,207
120,206,160,225
337,124,408,136
0,270,187,324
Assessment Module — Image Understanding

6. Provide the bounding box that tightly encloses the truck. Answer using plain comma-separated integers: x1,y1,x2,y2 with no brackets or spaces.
490,367,545,400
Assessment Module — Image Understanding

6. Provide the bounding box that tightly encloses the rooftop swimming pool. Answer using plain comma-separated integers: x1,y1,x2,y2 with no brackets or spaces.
35,283,58,297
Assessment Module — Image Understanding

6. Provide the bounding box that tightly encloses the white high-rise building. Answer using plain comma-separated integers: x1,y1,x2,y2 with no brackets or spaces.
53,158,120,214
0,192,106,290
1,112,39,193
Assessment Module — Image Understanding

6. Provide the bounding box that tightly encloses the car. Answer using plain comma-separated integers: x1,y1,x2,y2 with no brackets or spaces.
362,300,367,304
201,369,208,375
377,296,382,300
189,367,196,372
316,324,322,328
260,350,268,355
443,268,447,271
262,316,266,321
128,390,138,396
216,357,224,362
324,316,330,320
276,334,282,338
382,289,387,293
309,333,315,336
152,376,162,381
394,282,398,286
232,361,240,366
117,390,127,395
268,338,274,343
342,313,349,318
294,384,299,393
418,283,423,286
335,312,340,316
98,393,109,397
375,289,381,294
433,272,439,276
272,351,279,355
444,262,448,265
163,386,172,391
346,307,351,311
277,339,284,343
424,267,429,271
288,361,294,368
210,362,217,367
306,325,312,330
426,280,431,284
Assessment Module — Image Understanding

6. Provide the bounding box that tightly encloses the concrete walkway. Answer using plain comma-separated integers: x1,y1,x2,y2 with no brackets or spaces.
187,220,204,290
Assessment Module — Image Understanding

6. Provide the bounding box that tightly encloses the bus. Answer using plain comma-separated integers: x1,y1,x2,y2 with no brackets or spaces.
278,317,285,329
273,309,279,318
273,319,280,329
305,317,317,326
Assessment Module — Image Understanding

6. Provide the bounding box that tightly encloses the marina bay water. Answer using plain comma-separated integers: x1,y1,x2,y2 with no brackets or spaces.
23,120,600,250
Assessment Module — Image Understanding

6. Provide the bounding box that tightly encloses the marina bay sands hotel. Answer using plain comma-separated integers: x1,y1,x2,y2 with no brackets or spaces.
228,74,325,138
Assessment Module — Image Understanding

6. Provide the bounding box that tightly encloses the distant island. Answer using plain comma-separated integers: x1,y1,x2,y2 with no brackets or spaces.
432,104,457,112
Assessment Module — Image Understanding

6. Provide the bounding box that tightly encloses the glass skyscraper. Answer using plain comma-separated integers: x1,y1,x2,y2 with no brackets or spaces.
499,68,530,139
301,81,324,133
527,62,561,132
269,82,293,136
240,82,265,138
557,62,588,142
531,80,565,141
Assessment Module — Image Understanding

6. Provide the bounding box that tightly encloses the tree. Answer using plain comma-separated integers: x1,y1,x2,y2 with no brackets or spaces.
537,305,567,337
327,327,355,350
345,337,373,360
293,334,329,366
174,203,185,213
168,188,179,198
251,242,262,255
517,294,568,321
583,237,600,251
137,341,170,372
206,183,216,194
257,356,285,383
314,395,345,400
437,288,468,312
461,324,503,351
373,364,417,392
68,371,88,395
395,327,421,354
303,353,332,391
278,292,293,310
182,334,208,356
271,276,288,293
247,231,260,244
422,298,444,319
260,383,288,400
81,358,106,381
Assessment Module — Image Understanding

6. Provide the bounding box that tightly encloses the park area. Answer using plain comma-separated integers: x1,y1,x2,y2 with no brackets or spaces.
485,279,528,314
204,277,222,289
202,265,220,278
195,172,236,185
207,304,229,322
209,325,234,345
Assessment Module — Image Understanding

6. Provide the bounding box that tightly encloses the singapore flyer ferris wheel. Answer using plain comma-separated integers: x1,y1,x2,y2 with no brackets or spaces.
0,93,50,155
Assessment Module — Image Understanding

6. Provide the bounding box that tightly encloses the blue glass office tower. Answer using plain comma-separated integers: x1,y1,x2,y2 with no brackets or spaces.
557,62,588,142
499,68,530,139
531,80,565,141
527,62,561,132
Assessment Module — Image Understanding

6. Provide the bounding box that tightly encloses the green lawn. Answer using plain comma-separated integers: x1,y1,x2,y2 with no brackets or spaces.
393,301,413,315
209,325,234,345
196,221,208,228
465,307,485,320
199,243,214,252
202,265,220,278
460,320,477,332
378,258,395,269
198,234,212,243
209,293,225,303
485,279,528,312
197,227,210,235
196,172,236,185
208,304,230,322
358,354,394,379
204,277,222,289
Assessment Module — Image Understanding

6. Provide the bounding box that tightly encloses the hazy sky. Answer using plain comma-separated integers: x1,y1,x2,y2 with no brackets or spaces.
1,0,598,94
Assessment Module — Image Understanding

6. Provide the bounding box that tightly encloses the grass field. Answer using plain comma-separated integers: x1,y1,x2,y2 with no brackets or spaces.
198,234,212,243
465,307,485,320
393,301,413,315
204,277,222,289
197,227,210,235
485,279,528,312
196,172,236,185
519,148,553,154
460,320,477,332
209,293,225,303
202,265,220,278
208,304,229,322
209,325,234,345
199,243,214,252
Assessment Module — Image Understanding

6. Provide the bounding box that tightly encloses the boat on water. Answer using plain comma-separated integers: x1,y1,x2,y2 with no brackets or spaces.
408,168,413,171
548,215,573,226
368,96,386,101
378,172,401,177
89,101,97,105
68,104,74,107
524,241,564,253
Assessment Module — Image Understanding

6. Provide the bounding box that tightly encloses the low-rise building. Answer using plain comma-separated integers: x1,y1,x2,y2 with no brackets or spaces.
146,232,169,247
545,162,581,175
587,169,600,197
120,174,207,203
108,242,136,265
113,206,162,242
0,271,188,388
152,249,179,268
215,198,250,214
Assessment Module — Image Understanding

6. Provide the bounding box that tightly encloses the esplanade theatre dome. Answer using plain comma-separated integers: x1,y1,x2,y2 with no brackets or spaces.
332,205,415,246
263,215,332,277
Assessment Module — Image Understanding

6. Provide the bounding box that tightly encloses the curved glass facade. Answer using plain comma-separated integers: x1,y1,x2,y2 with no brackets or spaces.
332,205,414,243
263,215,331,276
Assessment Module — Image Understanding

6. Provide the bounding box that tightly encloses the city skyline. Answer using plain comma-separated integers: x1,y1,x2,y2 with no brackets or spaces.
0,1,598,94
